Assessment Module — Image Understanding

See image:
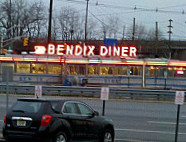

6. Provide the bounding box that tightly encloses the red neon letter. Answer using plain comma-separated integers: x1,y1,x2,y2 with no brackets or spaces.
48,44,55,55
130,46,137,57
121,46,128,57
113,46,120,56
66,45,74,55
57,44,65,55
87,46,95,56
100,46,108,56
74,45,83,56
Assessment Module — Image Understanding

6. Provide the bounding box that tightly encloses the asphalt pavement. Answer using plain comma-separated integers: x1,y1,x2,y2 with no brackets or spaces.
0,94,186,142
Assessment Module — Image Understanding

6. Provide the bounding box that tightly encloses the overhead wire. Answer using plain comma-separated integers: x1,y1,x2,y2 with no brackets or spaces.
55,0,186,40
57,0,186,15
88,10,124,36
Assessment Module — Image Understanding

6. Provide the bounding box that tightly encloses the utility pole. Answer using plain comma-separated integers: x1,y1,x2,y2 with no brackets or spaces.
0,33,3,54
155,22,158,55
9,0,12,38
85,0,89,44
48,0,53,43
132,18,136,41
168,19,173,59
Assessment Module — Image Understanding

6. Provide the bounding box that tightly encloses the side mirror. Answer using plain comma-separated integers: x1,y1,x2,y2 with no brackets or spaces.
93,111,99,116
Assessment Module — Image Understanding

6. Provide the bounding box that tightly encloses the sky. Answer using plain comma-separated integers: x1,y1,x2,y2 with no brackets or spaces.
39,0,186,40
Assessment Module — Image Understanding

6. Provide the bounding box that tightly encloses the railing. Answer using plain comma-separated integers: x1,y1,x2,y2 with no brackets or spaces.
0,84,185,101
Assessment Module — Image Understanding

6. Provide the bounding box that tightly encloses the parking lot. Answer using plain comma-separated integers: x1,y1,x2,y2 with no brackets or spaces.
0,94,186,142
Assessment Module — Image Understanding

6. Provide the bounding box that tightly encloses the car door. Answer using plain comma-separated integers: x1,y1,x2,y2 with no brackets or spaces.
61,102,88,139
76,103,101,139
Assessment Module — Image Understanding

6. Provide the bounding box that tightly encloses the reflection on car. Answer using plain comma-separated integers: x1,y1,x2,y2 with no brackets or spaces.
3,98,114,142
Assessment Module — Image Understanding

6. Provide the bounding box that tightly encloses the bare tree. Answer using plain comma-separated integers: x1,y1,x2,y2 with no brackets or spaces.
146,28,164,41
0,0,47,40
107,16,120,39
57,7,80,41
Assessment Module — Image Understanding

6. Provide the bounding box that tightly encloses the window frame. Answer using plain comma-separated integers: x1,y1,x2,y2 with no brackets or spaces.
61,101,94,117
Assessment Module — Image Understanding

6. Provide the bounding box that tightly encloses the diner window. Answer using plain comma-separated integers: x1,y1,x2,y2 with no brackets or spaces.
17,63,30,73
88,65,98,75
158,67,166,77
1,63,14,73
79,65,86,75
100,66,113,75
115,66,128,75
146,66,166,77
170,67,186,77
130,66,142,76
48,64,62,74
146,66,155,77
168,67,174,77
32,63,46,74
67,65,78,75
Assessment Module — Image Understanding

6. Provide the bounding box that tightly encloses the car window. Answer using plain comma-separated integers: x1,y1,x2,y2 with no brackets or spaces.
62,103,78,114
77,103,93,116
13,101,42,113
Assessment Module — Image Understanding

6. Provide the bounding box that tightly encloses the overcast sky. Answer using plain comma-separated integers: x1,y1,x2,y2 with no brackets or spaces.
41,0,186,40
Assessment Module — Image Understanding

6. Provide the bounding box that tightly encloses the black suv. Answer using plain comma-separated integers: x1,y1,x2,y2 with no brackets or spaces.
3,98,114,142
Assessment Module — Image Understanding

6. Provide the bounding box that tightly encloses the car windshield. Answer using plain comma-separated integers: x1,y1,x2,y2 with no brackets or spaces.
12,101,42,113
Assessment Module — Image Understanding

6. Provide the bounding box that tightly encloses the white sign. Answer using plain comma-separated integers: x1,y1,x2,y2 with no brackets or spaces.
164,71,168,78
101,87,109,100
35,85,42,98
175,91,185,105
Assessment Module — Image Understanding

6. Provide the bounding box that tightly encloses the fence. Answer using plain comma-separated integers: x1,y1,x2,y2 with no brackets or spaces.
0,84,185,101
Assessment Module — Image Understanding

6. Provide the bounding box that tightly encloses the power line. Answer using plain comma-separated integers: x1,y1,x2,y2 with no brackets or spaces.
88,11,124,36
159,4,186,9
57,0,186,15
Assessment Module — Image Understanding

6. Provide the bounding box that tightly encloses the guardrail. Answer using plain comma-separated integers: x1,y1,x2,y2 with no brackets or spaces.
0,84,185,101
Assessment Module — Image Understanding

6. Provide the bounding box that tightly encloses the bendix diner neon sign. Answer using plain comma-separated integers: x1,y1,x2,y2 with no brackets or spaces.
34,44,137,57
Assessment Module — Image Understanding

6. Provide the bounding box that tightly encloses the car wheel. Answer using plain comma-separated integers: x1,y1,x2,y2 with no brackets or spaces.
54,131,69,142
101,129,114,142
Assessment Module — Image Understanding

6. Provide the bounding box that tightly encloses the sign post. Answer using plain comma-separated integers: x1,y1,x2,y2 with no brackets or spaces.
127,69,130,88
100,87,109,116
2,66,13,112
35,85,42,99
174,91,185,142
164,70,168,89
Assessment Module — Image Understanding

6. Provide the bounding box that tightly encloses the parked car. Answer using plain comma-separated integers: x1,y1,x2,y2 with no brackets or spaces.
3,98,114,142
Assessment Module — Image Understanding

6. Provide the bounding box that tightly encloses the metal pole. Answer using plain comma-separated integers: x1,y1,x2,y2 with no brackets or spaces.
142,63,146,88
85,0,89,44
132,18,135,41
102,100,105,116
9,0,12,38
6,68,9,113
164,78,167,89
48,0,53,43
0,34,3,54
175,105,181,142
155,22,158,55
168,19,173,59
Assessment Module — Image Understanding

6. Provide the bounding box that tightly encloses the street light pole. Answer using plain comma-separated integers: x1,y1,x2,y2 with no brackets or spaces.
48,0,53,43
85,0,89,44
167,19,173,59
0,33,3,54
9,0,12,38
